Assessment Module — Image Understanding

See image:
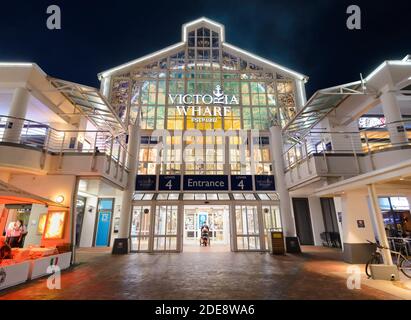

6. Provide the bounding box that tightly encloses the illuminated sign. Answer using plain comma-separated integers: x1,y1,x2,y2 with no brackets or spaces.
169,85,239,123
44,211,66,239
183,175,228,191
231,175,253,191
159,175,181,191
358,117,385,129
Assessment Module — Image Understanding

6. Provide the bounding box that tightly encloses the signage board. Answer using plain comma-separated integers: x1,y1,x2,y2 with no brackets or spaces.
231,175,253,191
159,175,181,191
255,175,276,191
135,175,156,191
183,175,228,191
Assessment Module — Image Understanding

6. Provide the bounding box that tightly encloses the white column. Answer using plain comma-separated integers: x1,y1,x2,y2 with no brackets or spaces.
118,123,140,239
3,87,30,143
380,90,408,145
367,184,393,265
340,190,377,263
269,125,296,237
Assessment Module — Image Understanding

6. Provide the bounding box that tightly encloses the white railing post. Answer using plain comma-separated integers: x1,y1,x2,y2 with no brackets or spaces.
58,132,66,169
106,137,114,174
349,134,361,174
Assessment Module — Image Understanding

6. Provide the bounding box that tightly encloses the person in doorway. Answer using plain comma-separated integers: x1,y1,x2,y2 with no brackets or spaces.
7,220,27,248
201,223,210,246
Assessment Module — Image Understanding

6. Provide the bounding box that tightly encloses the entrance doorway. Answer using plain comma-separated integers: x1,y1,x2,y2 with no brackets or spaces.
183,205,230,252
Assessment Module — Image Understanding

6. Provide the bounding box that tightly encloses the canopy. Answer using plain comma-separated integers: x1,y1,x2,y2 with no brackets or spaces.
0,180,67,208
48,77,126,135
283,81,365,138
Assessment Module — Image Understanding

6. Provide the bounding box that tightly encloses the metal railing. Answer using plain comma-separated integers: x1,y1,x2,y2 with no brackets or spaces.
283,120,411,171
0,115,130,173
387,237,411,257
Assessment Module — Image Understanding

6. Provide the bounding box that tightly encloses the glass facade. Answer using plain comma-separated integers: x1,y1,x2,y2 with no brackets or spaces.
107,23,300,176
105,20,301,253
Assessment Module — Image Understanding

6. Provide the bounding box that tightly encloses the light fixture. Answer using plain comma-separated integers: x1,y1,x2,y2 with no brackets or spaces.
55,195,65,204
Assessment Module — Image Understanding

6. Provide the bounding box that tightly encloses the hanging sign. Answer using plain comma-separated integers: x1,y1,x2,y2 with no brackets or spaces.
231,175,253,191
159,175,181,191
135,175,157,191
255,175,276,191
183,175,228,191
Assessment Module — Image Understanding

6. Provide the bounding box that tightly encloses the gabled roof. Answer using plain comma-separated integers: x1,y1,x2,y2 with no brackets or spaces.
98,17,308,81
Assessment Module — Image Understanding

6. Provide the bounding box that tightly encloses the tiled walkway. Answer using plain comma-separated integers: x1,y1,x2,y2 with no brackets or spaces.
0,247,407,300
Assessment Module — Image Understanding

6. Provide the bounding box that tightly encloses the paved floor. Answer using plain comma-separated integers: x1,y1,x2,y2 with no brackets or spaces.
0,247,407,300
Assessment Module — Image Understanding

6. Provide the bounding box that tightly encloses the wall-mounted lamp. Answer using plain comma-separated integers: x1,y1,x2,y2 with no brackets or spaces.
55,195,65,204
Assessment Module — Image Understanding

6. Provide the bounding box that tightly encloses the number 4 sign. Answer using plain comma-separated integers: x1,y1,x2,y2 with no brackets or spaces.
231,175,253,191
159,175,181,191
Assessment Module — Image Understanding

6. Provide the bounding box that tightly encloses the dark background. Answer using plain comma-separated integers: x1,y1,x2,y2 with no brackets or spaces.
0,0,409,96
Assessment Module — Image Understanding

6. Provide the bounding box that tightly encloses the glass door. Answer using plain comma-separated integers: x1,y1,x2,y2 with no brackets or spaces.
235,205,260,250
130,205,151,252
262,205,282,251
184,209,200,244
153,205,178,251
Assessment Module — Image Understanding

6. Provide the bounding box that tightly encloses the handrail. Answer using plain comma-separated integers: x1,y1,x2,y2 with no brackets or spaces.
283,119,411,170
0,115,130,171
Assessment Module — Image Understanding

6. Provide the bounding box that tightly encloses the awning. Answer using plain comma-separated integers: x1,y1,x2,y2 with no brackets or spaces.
48,77,126,135
0,180,67,208
283,81,368,139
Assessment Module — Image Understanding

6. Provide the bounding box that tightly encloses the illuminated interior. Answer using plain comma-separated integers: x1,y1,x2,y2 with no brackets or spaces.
108,25,299,176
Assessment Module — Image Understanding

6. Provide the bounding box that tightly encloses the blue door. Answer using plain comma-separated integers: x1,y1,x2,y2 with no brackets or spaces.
95,199,113,246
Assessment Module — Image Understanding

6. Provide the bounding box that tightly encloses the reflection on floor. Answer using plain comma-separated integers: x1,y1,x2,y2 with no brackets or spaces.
0,246,408,300
183,244,230,252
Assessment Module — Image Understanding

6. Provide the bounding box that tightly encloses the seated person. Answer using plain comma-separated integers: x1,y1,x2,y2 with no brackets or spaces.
7,220,27,248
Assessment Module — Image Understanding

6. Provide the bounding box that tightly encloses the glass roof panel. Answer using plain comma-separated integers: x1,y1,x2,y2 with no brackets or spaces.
168,193,180,200
218,194,230,200
133,193,144,201
157,194,168,200
206,194,218,200
257,194,270,201
183,194,195,200
143,193,155,200
233,194,245,200
194,194,206,200
244,194,256,200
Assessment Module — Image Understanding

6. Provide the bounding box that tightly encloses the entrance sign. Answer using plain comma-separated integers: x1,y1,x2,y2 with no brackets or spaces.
255,175,276,191
183,175,228,191
159,175,181,191
135,175,156,191
231,175,253,191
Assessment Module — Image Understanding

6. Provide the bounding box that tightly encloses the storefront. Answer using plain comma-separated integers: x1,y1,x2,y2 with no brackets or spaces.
0,181,72,290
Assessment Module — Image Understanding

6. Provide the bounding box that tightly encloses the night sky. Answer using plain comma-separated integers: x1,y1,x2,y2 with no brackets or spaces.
0,0,410,96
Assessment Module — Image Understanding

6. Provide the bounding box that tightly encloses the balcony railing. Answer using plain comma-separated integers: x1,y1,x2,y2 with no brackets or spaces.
283,120,411,171
0,115,130,173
